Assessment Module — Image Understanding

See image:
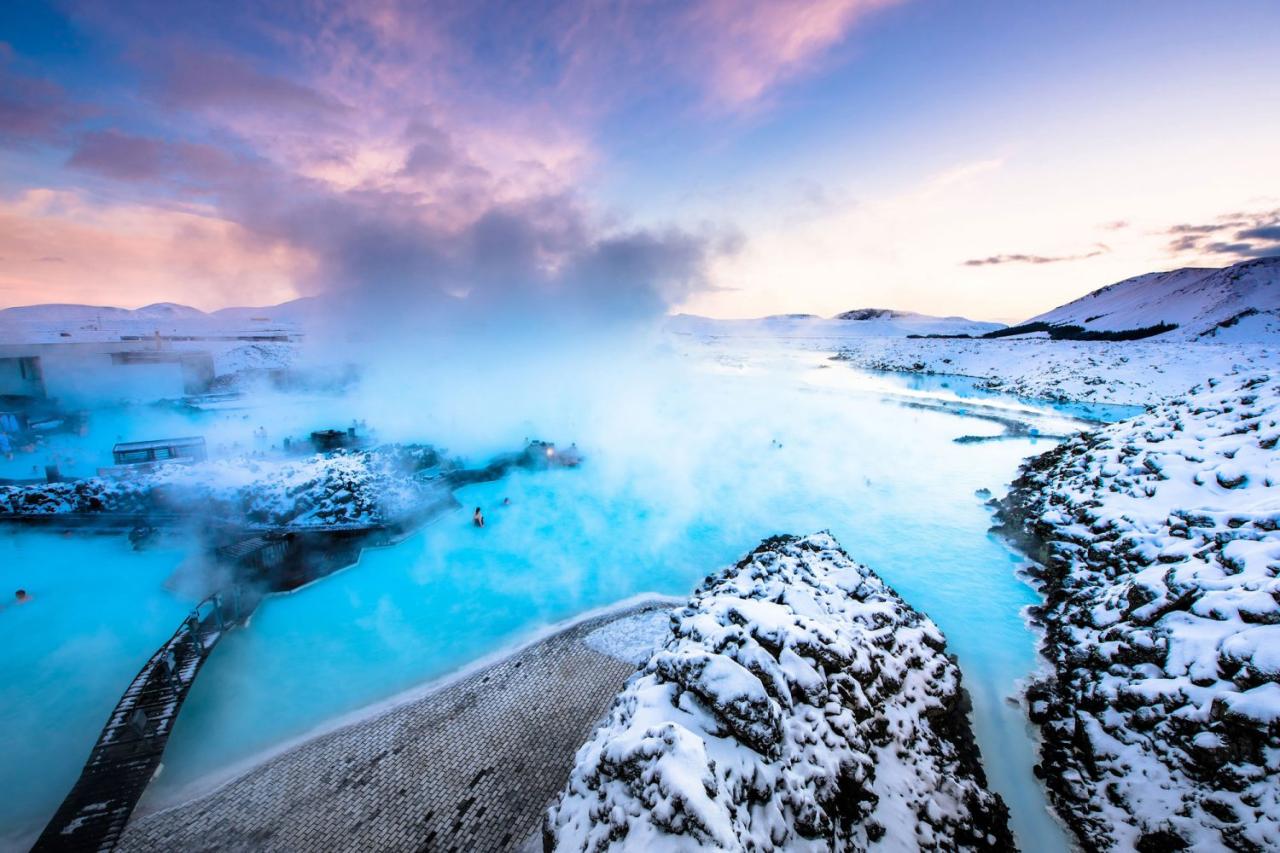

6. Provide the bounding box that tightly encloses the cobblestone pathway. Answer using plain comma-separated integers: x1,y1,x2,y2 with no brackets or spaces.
118,603,668,852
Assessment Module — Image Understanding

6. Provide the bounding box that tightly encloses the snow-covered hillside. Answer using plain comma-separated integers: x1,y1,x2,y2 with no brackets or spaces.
1024,257,1280,342
996,368,1280,851
833,337,1276,407
546,532,1012,852
0,299,312,343
667,309,1003,339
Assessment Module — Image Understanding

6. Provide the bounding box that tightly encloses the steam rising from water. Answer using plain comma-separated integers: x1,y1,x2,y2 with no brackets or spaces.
279,190,742,456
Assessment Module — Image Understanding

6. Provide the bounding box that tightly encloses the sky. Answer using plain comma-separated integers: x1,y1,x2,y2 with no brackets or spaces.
1,0,1278,323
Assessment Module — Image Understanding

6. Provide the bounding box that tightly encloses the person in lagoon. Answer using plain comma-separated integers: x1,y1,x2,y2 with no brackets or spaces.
502,497,511,506
14,589,31,604
473,507,485,528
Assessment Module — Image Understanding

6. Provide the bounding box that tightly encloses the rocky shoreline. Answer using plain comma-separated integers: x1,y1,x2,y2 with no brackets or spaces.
994,369,1280,851
546,532,1013,851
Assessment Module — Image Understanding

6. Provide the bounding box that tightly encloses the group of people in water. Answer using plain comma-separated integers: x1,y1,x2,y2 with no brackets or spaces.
473,497,512,528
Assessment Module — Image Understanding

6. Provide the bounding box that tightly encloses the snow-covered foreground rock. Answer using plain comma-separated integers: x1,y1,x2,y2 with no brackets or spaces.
996,368,1280,851
834,338,1276,407
546,532,1013,852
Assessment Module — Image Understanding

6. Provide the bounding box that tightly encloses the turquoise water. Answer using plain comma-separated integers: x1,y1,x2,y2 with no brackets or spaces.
873,367,1146,423
159,358,1071,850
1,355,1081,849
0,534,196,849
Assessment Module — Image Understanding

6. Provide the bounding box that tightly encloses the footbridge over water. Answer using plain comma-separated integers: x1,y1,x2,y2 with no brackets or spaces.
31,589,258,852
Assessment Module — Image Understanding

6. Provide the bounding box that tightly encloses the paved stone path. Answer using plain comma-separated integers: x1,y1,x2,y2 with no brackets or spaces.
118,602,670,853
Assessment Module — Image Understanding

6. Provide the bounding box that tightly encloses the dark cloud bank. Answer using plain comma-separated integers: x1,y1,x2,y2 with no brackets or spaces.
1163,209,1280,261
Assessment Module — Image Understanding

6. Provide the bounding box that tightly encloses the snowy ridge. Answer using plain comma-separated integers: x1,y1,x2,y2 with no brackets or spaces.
545,532,1012,852
0,298,314,343
997,369,1280,851
667,310,1003,340
1025,257,1280,342
833,337,1276,407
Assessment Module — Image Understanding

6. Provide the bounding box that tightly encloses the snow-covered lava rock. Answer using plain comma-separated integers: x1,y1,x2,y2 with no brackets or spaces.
0,444,448,528
545,532,1012,852
996,368,1280,851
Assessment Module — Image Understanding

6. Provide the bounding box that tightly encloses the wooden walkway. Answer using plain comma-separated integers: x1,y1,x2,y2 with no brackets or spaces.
32,591,254,852
118,602,672,853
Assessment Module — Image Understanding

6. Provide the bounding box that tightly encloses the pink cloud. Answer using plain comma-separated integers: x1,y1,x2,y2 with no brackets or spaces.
685,0,905,107
0,190,311,309
2,2,740,315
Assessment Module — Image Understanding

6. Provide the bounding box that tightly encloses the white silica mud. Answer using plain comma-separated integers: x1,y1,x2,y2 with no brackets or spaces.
3,343,1112,850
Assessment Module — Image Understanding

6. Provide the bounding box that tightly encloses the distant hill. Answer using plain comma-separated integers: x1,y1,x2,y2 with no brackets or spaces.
834,308,913,321
209,297,322,324
1017,257,1280,342
667,309,1004,339
0,298,314,344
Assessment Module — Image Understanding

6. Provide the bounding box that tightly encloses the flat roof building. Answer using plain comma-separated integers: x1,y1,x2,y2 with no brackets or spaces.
112,436,208,466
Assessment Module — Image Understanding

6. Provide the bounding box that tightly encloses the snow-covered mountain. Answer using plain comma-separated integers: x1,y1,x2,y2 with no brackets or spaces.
667,308,1004,339
0,298,314,343
1024,256,1280,342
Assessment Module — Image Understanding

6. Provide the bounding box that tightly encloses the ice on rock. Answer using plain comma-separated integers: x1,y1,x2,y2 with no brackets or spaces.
545,532,1013,852
997,367,1280,851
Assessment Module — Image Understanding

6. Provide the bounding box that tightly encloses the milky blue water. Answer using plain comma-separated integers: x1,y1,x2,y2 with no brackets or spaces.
0,354,1078,850
0,534,196,849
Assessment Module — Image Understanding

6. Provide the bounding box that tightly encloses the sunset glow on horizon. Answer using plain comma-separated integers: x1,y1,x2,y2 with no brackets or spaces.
2,0,1278,321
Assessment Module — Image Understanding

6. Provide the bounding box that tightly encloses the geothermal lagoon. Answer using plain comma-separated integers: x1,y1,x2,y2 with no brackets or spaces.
0,345,1107,850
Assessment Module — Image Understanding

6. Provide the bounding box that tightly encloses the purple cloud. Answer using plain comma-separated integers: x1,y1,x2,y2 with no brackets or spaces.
68,130,166,180
962,244,1110,267
1237,224,1280,241
0,47,86,146
150,48,350,118
1165,208,1280,260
